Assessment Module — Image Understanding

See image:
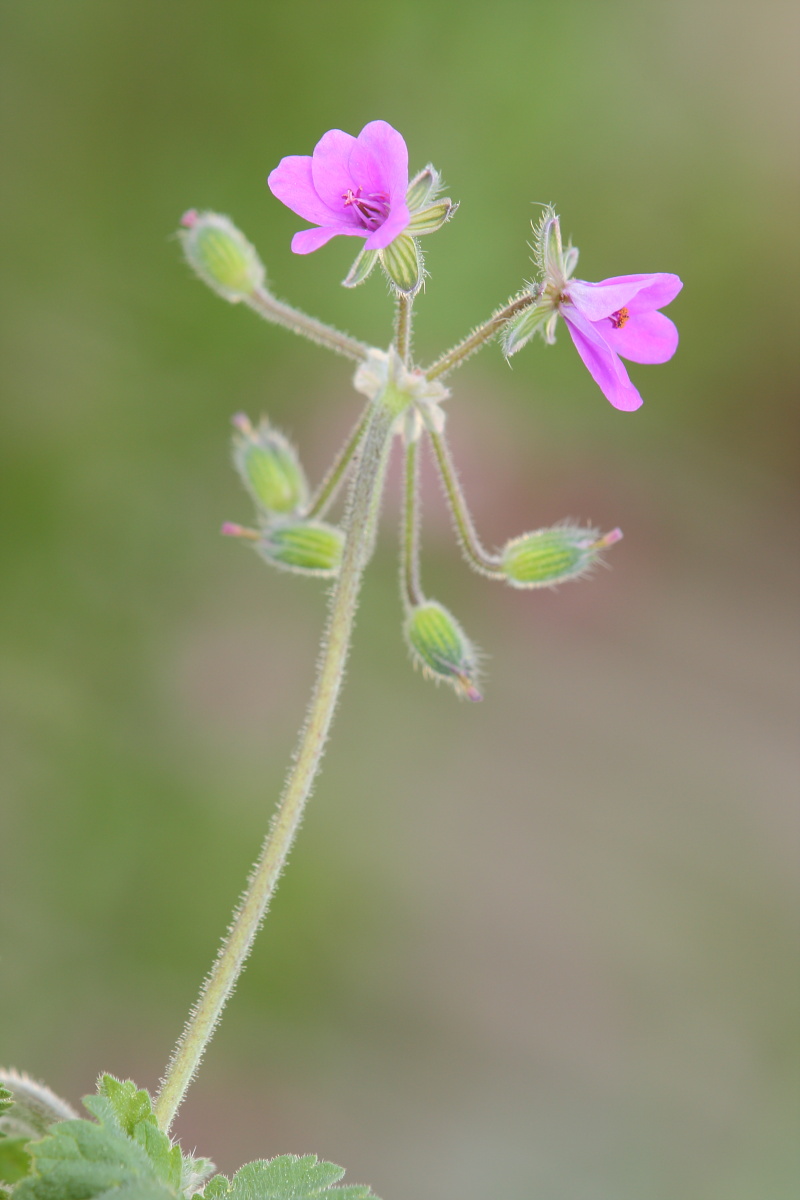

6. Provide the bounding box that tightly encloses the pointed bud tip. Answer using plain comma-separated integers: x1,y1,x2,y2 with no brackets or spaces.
231,412,252,433
595,527,623,548
180,209,199,228
459,677,484,702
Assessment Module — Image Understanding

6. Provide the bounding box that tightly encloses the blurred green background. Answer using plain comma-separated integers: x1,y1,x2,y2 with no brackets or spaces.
1,1,798,1197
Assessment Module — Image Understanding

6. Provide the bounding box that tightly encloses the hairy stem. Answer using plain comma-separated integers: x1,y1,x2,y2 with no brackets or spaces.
154,394,400,1133
245,288,370,362
427,427,503,577
305,402,372,519
401,439,423,608
394,293,414,367
424,291,537,381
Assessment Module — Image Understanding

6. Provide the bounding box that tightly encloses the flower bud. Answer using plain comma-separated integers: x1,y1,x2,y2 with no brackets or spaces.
257,519,344,577
404,601,482,701
501,524,622,588
179,210,265,302
231,414,308,516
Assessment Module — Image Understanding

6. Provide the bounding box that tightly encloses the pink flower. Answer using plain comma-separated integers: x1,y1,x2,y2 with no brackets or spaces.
503,209,682,411
268,120,410,256
560,273,682,411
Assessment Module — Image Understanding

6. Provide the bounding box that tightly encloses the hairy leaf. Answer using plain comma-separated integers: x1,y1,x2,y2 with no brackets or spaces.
0,1136,32,1185
207,1154,379,1200
14,1076,194,1200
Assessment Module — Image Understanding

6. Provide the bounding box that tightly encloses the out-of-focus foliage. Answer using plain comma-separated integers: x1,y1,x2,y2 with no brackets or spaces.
1,3,798,1200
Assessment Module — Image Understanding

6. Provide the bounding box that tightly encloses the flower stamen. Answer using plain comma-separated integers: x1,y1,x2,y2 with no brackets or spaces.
609,307,630,329
342,188,391,231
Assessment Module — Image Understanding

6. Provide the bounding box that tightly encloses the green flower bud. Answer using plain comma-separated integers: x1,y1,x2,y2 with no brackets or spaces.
179,210,265,302
257,519,344,577
404,600,482,701
501,524,622,588
231,414,308,516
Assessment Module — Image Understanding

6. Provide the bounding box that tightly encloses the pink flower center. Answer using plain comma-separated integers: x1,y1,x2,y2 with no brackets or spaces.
609,307,630,329
342,187,391,231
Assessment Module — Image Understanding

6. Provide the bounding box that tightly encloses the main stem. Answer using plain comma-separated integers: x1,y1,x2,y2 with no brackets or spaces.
154,395,399,1134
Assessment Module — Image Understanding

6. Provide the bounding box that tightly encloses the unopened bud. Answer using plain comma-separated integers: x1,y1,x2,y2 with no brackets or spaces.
256,519,344,577
179,210,265,302
404,601,482,701
501,524,622,588
231,414,308,516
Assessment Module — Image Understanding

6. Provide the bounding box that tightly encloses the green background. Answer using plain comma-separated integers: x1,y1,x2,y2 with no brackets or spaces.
2,2,798,1198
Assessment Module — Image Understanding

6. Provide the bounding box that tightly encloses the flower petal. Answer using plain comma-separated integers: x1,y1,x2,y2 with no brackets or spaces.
364,201,411,250
310,128,360,215
568,273,682,321
596,272,683,314
291,225,364,255
351,120,409,201
562,308,643,411
596,309,679,364
268,155,339,226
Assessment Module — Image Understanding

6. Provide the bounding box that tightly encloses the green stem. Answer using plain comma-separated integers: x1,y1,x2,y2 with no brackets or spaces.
305,403,372,519
427,427,503,578
424,291,537,381
154,394,399,1134
245,287,370,362
394,293,414,367
401,439,423,608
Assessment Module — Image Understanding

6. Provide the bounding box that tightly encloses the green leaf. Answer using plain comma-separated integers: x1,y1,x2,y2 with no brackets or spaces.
200,1177,231,1199
407,201,457,235
0,1136,32,1185
14,1077,186,1200
224,1155,378,1200
379,235,422,296
95,1078,154,1139
341,247,379,288
14,1115,175,1200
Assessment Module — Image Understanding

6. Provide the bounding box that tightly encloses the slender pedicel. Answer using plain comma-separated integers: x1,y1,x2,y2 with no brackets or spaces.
305,403,373,519
424,291,538,380
401,439,424,608
427,428,503,577
394,292,414,368
245,288,370,362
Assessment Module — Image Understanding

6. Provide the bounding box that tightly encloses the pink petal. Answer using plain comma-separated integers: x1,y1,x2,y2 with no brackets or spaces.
310,128,360,215
595,309,679,364
568,273,682,321
291,225,364,255
597,272,683,314
350,120,409,201
562,308,643,411
268,155,339,225
364,201,411,250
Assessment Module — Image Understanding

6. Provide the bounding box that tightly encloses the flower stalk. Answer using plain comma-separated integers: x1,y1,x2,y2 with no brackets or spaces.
401,439,423,608
424,291,538,381
245,287,370,362
304,402,372,519
153,391,400,1134
427,427,503,577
